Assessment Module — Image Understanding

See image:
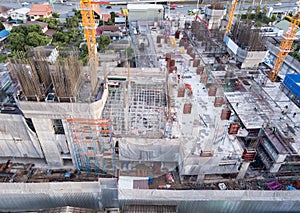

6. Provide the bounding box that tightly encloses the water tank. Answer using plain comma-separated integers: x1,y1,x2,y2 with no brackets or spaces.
221,108,231,120
183,103,192,114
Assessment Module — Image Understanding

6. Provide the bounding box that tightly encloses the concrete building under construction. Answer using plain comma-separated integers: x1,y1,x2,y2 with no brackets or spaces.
0,2,300,212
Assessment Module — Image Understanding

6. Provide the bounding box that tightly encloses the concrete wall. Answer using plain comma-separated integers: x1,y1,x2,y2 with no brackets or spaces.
16,88,109,167
127,5,164,22
119,189,300,213
205,8,226,29
0,114,43,159
0,179,118,212
31,118,63,167
241,50,269,68
18,87,108,119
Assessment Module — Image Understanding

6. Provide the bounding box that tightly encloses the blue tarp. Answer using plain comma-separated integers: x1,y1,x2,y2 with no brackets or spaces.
287,185,296,190
0,30,9,39
283,74,300,99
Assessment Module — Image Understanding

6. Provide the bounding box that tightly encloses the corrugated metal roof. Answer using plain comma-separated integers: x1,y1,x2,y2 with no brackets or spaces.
127,4,164,10
123,204,177,213
275,20,300,35
0,30,9,38
37,206,97,213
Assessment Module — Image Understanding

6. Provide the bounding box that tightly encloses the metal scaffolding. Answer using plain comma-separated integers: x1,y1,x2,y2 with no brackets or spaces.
67,119,114,174
102,80,167,138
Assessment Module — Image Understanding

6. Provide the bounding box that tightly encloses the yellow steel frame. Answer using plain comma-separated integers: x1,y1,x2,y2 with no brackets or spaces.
80,0,98,91
225,0,238,34
270,12,300,82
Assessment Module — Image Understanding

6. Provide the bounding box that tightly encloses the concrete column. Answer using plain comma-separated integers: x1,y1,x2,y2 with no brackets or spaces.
236,161,250,180
270,163,282,173
32,118,63,167
197,174,205,184
270,154,286,173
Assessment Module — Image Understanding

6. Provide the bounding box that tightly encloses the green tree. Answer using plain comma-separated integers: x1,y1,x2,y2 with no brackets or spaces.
0,21,5,31
255,21,262,27
79,43,88,65
69,29,80,42
263,5,268,15
27,24,43,34
53,31,64,42
73,9,82,19
27,32,50,47
66,16,79,28
110,12,117,23
126,47,134,59
11,25,27,35
7,32,26,51
271,14,277,22
37,17,59,30
247,6,253,19
52,12,60,18
255,5,261,17
98,35,110,51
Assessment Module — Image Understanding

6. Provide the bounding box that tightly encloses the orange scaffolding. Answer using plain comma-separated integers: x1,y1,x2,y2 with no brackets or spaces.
67,119,114,174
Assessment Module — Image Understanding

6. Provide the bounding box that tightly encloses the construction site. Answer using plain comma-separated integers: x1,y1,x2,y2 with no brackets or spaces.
0,1,300,212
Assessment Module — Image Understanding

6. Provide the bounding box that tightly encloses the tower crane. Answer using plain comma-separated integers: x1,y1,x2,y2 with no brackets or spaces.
225,0,238,35
269,10,300,82
80,0,110,90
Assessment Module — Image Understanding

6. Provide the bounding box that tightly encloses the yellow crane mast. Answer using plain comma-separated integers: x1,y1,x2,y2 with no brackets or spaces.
80,0,98,90
270,11,300,82
225,0,238,34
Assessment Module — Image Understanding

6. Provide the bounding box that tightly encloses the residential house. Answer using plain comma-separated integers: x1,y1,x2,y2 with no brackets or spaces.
24,21,48,33
58,11,75,24
96,25,124,40
9,7,30,24
0,5,14,20
274,20,300,37
45,29,56,38
27,46,59,64
93,7,102,26
102,14,111,22
115,17,126,28
28,4,52,21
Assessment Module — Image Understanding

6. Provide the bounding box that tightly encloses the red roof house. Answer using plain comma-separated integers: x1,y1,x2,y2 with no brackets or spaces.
28,4,52,21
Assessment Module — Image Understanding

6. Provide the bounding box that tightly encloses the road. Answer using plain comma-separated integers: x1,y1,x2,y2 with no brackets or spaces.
0,0,298,14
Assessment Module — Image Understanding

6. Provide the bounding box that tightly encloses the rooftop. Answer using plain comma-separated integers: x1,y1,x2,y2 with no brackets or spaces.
28,3,52,16
10,7,30,15
127,4,164,10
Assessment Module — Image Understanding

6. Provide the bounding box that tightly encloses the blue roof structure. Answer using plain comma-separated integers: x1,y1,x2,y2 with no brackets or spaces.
0,30,9,39
283,74,300,99
115,17,126,24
